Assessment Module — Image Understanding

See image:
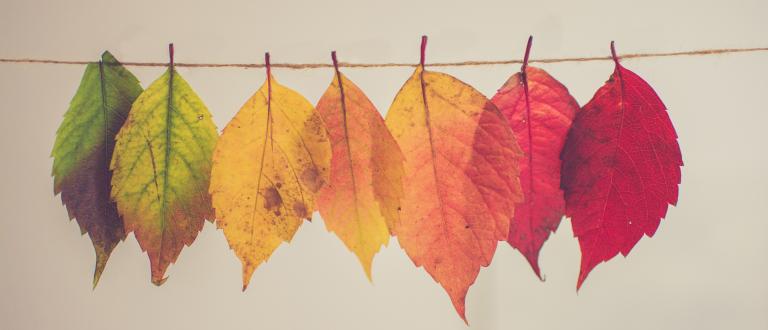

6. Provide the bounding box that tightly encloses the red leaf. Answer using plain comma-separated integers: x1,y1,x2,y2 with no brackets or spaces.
491,37,578,279
561,42,683,289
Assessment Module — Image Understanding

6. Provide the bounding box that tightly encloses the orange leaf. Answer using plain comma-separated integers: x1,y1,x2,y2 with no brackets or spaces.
384,37,523,321
316,52,405,280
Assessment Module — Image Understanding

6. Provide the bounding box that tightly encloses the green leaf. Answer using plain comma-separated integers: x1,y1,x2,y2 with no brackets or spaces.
51,51,142,288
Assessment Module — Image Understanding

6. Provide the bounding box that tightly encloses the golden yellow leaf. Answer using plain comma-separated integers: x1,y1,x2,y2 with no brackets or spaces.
209,61,330,289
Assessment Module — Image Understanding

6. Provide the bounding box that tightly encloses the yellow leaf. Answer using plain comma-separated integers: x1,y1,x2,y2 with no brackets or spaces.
209,69,330,290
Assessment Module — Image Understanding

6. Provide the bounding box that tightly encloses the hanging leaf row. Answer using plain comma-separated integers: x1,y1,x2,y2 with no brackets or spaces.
51,37,682,322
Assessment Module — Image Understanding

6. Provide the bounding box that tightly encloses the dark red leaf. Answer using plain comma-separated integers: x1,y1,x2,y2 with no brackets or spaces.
561,42,683,289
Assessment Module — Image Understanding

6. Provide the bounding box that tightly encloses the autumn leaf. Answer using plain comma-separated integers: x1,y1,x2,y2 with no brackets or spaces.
110,45,218,285
491,37,578,279
209,53,331,290
315,52,404,280
561,42,683,289
385,37,523,321
52,51,142,287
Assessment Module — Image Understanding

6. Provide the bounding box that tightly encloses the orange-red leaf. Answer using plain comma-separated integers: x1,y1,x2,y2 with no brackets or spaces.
385,38,523,321
316,54,404,280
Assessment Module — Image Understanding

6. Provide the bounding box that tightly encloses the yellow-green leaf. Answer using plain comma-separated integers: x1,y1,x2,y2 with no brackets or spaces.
110,66,218,285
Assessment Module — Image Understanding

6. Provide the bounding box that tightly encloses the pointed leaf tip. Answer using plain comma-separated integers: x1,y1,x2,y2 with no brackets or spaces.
362,258,374,283
241,263,256,291
453,297,468,325
152,276,168,286
92,252,110,289
527,255,543,281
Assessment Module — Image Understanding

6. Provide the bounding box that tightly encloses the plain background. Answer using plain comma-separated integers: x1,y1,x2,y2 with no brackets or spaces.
1,0,766,329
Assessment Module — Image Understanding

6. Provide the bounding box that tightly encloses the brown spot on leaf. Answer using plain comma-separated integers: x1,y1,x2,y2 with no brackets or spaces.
300,166,323,192
263,186,282,216
293,202,308,219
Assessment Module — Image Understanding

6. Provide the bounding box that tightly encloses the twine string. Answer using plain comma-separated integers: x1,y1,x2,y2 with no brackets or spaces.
0,47,766,70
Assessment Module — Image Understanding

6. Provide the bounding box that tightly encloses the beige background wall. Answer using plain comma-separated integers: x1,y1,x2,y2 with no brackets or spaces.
1,0,766,329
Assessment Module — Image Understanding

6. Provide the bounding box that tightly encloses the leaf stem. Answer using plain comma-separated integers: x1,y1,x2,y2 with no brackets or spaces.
168,43,174,69
420,35,427,67
610,41,620,66
331,51,340,74
265,52,271,78
265,52,272,119
522,35,533,72
265,52,272,142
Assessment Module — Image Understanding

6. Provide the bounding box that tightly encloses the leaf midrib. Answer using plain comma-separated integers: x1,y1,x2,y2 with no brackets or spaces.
336,73,364,244
98,60,111,236
158,68,175,267
521,70,537,253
